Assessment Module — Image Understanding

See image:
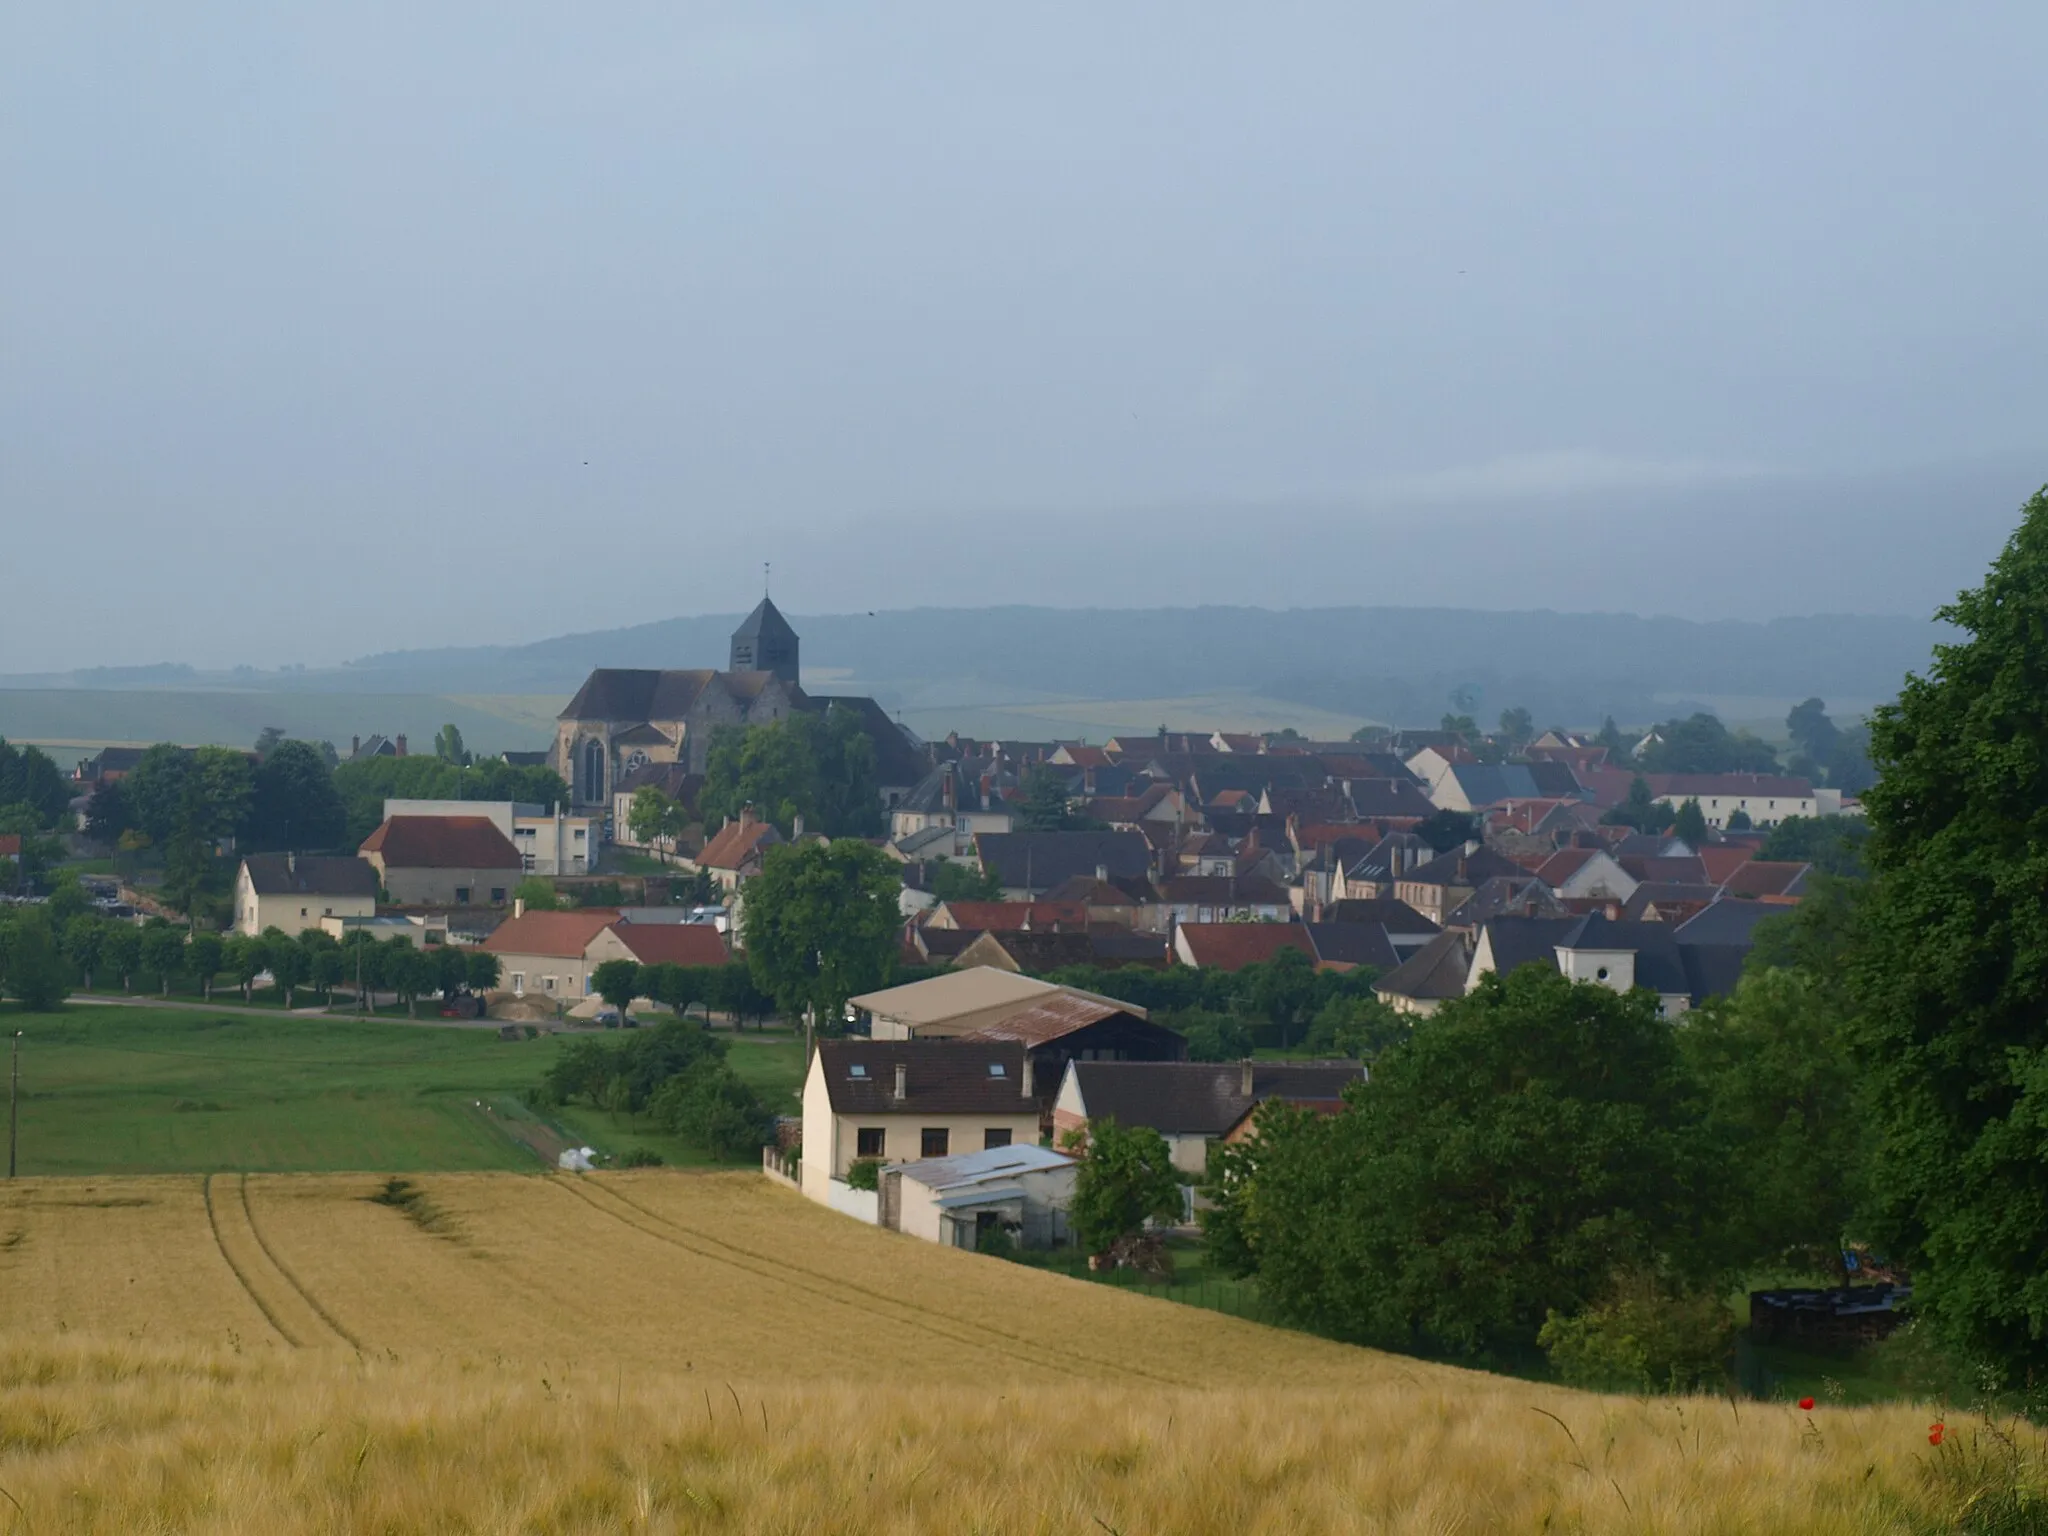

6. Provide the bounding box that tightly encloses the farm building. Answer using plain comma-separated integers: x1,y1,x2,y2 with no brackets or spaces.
880,1142,1077,1250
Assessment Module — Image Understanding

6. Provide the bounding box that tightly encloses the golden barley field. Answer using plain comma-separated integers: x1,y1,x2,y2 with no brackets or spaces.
0,1170,2034,1532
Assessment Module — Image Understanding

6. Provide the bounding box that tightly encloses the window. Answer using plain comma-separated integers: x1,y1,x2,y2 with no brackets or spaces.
987,1063,1006,1078
856,1127,885,1158
300,907,308,918
455,887,472,905
574,829,586,841
490,888,506,904
983,1128,1012,1150
848,1064,868,1079
523,855,536,872
920,1128,950,1158
544,976,557,993
510,972,524,995
322,907,333,917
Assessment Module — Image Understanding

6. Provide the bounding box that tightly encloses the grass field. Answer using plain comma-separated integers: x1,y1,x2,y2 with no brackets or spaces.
0,1003,805,1174
0,1169,2033,1533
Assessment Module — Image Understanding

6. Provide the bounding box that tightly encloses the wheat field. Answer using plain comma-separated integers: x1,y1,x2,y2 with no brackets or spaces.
0,1170,2030,1532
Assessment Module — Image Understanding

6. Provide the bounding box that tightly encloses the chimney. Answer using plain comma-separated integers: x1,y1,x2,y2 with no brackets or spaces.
1021,1054,1034,1099
514,898,525,919
395,734,408,757
1095,862,1108,884
892,1061,907,1103
1240,1059,1255,1097
739,803,757,831
351,735,360,756
792,813,805,839
942,769,956,812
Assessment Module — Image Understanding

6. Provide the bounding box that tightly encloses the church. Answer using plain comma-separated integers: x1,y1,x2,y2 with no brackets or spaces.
553,598,925,814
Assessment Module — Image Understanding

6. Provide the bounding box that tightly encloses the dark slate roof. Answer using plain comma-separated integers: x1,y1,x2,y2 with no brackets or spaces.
1401,845,1526,888
1344,832,1433,882
1086,928,1171,967
1446,877,1566,928
1304,922,1402,971
730,595,798,647
962,930,1098,973
558,669,724,723
1067,1060,1363,1137
815,1039,1034,1114
1153,875,1292,906
976,831,1151,891
1343,779,1438,819
1522,760,1587,798
1479,916,1580,978
1373,930,1474,1002
242,853,379,898
1680,943,1750,1003
1672,898,1786,948
1319,897,1439,936
898,761,1000,815
499,750,550,767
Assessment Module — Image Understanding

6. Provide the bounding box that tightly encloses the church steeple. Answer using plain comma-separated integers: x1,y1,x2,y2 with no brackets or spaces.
730,596,800,684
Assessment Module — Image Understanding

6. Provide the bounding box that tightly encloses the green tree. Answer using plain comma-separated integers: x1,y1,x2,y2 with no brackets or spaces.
592,959,643,1016
139,923,186,997
1596,716,1630,754
125,744,195,845
1439,713,1478,738
0,909,71,1011
1849,487,2048,1386
808,703,884,838
628,786,689,861
0,740,69,828
1786,697,1840,781
433,723,470,765
1069,1118,1184,1256
84,778,135,844
1413,808,1477,854
1238,966,1717,1358
513,876,560,911
742,840,901,1036
1497,706,1535,749
1602,774,1668,834
222,934,264,1002
63,915,109,991
264,929,311,1006
161,773,229,921
1013,766,1077,832
1724,808,1753,831
1672,798,1708,845
927,859,1001,904
1637,713,1778,775
249,740,348,851
187,932,224,1000
1249,947,1318,1049
649,1062,774,1159
101,924,142,995
699,719,820,835
1680,967,1864,1270
466,950,502,993
253,725,287,759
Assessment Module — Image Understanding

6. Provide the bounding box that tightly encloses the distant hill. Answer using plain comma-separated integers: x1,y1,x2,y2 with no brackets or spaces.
0,605,1943,738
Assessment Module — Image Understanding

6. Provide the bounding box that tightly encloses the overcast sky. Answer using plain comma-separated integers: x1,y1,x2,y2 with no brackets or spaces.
4,3,2045,671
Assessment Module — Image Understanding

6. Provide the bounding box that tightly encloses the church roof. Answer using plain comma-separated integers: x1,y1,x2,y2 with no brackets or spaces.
731,597,798,648
558,669,723,722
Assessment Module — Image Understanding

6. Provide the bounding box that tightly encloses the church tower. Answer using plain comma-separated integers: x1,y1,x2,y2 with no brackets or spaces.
729,596,800,684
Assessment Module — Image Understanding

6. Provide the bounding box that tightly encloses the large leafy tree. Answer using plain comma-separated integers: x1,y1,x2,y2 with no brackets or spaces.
1637,713,1779,775
1238,965,1717,1359
0,740,70,829
741,839,901,1034
330,756,569,846
1069,1118,1185,1255
249,740,348,851
0,909,71,1011
699,719,820,835
1851,486,2048,1385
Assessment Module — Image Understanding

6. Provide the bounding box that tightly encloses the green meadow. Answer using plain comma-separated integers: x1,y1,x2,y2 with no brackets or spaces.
0,1003,804,1176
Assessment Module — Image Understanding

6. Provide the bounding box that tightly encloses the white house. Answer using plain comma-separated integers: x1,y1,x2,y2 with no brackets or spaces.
879,1142,1077,1249
1643,774,1817,831
234,853,377,937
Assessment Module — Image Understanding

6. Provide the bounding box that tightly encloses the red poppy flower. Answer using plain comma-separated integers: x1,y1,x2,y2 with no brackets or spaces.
1798,1396,1815,1411
1929,1423,1946,1446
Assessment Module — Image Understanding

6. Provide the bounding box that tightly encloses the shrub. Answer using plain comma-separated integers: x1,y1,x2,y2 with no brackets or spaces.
844,1158,882,1192
1538,1277,1736,1393
619,1148,664,1168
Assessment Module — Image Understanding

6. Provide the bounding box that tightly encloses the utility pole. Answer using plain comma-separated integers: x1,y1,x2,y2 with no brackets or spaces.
9,1031,21,1180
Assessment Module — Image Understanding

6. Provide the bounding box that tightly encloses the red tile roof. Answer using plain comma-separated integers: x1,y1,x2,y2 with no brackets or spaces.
1722,860,1810,899
610,923,729,968
481,909,620,958
936,901,1088,932
0,835,20,858
1174,923,1316,971
361,815,521,869
696,816,778,871
1698,846,1757,885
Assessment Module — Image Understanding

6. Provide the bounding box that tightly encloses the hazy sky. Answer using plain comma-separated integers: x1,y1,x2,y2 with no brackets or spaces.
5,3,2045,671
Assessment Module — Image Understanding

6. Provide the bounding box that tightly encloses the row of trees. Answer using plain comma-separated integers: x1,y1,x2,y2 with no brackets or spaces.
585,958,776,1027
0,905,502,1016
329,753,568,848
1040,950,1401,1057
534,1019,774,1159
0,739,71,830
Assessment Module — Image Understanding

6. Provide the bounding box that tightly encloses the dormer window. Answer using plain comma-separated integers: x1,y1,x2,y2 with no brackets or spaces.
988,1063,1006,1077
848,1064,868,1079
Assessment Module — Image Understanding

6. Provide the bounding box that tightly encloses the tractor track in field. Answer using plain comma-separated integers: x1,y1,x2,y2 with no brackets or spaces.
556,1174,1196,1388
201,1173,302,1348
236,1174,368,1352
